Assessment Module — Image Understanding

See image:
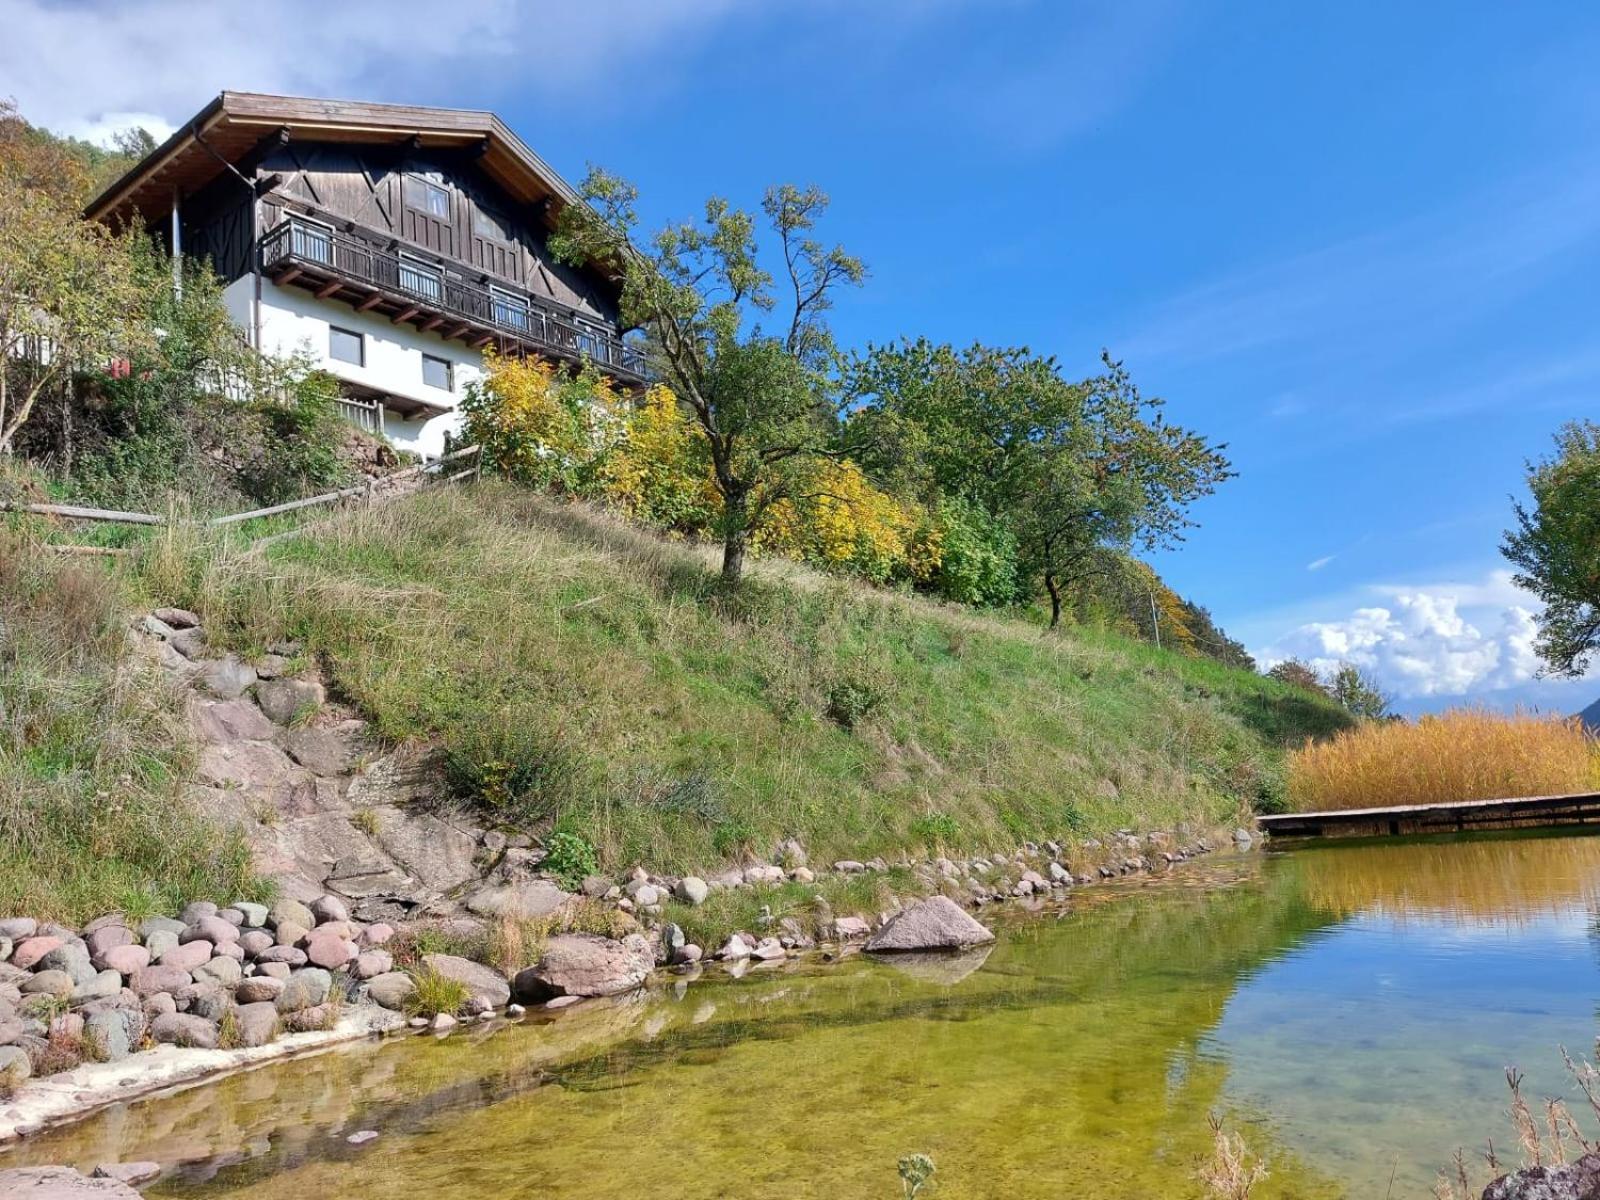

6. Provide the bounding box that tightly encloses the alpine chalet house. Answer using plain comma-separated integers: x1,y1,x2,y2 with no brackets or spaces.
86,92,644,457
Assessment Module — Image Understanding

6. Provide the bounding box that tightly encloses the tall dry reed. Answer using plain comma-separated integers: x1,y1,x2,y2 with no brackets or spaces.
1287,707,1600,812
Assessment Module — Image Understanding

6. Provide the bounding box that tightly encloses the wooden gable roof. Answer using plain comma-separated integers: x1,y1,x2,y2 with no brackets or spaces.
85,91,587,233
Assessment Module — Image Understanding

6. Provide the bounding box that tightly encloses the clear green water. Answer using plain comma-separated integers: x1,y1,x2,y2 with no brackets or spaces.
10,832,1600,1198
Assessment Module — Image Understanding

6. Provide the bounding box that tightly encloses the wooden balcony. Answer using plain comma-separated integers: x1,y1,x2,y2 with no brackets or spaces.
259,215,647,385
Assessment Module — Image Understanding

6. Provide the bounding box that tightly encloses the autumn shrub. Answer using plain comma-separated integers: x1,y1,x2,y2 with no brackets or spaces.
461,351,622,490
1286,707,1600,811
598,384,719,531
755,459,924,584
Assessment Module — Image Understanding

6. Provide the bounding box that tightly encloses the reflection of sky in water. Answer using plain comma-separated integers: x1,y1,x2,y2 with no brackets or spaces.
1210,879,1600,1196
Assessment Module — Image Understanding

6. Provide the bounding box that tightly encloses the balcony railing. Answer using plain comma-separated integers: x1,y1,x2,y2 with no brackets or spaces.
259,215,647,383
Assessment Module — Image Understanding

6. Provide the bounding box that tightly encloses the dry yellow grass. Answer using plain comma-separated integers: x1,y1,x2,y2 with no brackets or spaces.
1287,707,1600,812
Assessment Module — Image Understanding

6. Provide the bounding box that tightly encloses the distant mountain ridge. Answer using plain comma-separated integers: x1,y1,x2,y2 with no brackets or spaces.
1581,697,1600,733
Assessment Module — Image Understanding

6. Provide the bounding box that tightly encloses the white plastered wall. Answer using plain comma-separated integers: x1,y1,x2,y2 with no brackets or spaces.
221,276,482,458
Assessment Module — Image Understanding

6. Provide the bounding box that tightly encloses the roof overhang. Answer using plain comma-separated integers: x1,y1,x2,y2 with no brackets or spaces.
84,91,587,232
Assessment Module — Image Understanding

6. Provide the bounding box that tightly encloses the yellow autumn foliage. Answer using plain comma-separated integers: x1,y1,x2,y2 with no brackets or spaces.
597,384,719,530
756,459,930,584
462,351,622,488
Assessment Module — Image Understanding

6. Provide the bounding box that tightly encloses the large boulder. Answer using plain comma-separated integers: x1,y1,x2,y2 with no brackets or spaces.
191,696,279,744
150,1012,218,1049
10,935,64,970
158,940,213,972
275,968,332,1014
863,896,995,953
234,976,285,1005
675,876,709,905
21,971,75,1000
1483,1153,1600,1199
310,894,349,924
83,924,133,960
268,897,315,932
511,934,654,1003
70,970,125,1005
181,916,239,946
256,678,325,725
463,881,573,921
129,964,193,998
152,606,200,629
364,972,416,1011
232,1002,280,1048
420,954,510,1009
84,1009,143,1062
199,656,257,699
37,943,95,986
303,934,358,970
95,943,150,976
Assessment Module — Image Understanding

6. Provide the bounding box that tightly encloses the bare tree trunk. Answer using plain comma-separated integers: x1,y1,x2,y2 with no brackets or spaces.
721,524,748,587
719,483,750,587
1046,571,1063,629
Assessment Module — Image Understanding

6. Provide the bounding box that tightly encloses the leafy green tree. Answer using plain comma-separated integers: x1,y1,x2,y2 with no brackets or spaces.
1329,661,1390,720
1502,421,1600,676
1267,658,1327,696
551,171,864,585
844,341,1232,626
0,150,150,456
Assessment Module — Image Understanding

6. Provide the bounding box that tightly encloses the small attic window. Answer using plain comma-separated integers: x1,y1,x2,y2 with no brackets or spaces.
403,175,450,219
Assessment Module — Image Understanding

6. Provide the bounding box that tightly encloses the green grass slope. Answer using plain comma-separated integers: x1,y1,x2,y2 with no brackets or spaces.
145,484,1348,873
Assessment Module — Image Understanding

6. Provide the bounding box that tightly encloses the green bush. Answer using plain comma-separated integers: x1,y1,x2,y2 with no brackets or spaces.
443,717,588,826
543,830,600,890
931,496,1019,607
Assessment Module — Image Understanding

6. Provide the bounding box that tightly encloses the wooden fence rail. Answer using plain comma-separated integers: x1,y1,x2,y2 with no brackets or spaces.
2,445,482,542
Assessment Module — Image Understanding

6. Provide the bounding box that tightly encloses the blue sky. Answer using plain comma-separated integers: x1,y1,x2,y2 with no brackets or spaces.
6,0,1599,713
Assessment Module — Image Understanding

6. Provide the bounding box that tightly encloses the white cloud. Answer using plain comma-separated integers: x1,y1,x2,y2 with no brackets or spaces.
1306,555,1334,572
0,0,748,136
1257,570,1556,700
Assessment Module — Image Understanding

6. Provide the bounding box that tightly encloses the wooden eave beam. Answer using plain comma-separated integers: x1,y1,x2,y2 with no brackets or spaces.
444,322,471,340
420,316,445,332
274,266,302,286
314,279,343,299
471,333,494,349
355,293,383,313
392,305,421,325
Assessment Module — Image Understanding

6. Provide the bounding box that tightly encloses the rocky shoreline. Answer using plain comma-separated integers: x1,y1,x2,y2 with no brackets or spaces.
0,605,1254,1178
0,825,1243,1155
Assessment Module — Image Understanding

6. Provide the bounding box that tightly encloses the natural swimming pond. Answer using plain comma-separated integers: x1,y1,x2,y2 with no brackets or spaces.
9,832,1600,1198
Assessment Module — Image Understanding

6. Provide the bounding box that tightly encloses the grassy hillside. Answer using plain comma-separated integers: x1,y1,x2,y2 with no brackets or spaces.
0,532,262,919
133,484,1348,873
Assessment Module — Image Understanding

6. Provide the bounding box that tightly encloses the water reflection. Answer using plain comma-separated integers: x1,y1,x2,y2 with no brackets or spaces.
1288,831,1600,925
7,835,1600,1199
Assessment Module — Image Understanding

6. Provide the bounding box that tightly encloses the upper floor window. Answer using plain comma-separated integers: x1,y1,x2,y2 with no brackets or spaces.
403,174,451,220
422,353,452,392
398,253,442,304
329,325,364,367
491,286,530,333
473,205,516,244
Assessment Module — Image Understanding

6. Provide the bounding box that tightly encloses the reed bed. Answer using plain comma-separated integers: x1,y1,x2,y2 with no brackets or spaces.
1286,707,1600,813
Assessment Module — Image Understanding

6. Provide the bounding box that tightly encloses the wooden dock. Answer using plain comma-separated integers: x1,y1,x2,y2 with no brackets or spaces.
1258,791,1600,840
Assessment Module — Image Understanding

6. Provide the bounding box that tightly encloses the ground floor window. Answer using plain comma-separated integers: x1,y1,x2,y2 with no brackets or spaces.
422,353,452,391
329,325,364,366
